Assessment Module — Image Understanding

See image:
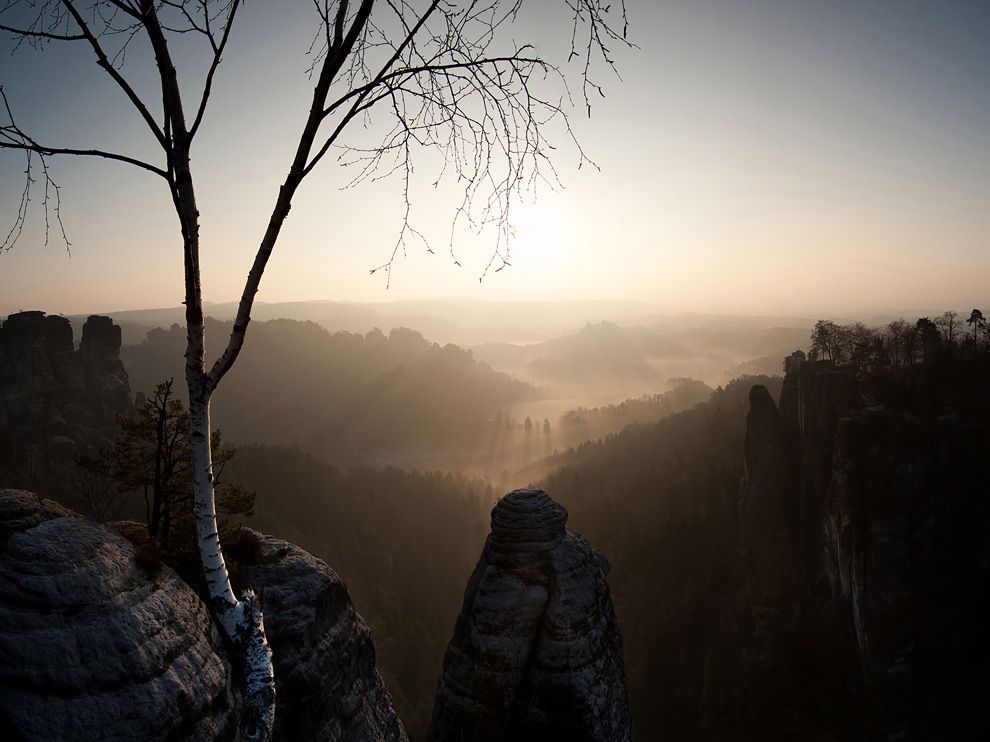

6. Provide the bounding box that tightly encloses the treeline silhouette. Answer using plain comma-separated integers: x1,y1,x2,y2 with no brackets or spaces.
478,378,715,484
807,308,988,374
122,319,530,469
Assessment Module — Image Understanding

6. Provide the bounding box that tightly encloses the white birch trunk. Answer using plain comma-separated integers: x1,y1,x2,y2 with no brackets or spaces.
139,3,379,737
188,380,275,741
126,2,277,734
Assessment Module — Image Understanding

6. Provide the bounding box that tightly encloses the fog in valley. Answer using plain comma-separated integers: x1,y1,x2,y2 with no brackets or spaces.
103,300,809,479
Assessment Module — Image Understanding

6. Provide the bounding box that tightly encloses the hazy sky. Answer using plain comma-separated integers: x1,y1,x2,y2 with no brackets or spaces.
1,0,988,316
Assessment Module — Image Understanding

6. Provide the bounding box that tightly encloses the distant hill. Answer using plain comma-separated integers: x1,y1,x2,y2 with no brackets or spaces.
120,318,531,468
71,298,661,347
473,316,810,392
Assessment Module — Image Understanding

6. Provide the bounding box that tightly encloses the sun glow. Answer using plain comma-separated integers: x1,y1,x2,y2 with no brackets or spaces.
510,200,569,273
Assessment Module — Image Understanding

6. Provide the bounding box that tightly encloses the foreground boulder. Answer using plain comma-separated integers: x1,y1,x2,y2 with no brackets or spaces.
428,488,633,742
0,489,239,740
0,489,407,741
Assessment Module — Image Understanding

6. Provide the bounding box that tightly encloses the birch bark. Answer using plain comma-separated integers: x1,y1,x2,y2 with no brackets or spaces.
137,1,276,736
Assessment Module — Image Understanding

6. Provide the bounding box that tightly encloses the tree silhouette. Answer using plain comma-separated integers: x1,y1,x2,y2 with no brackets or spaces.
885,319,911,367
76,378,252,550
916,317,940,362
935,310,961,345
0,2,629,735
810,320,839,361
967,309,985,344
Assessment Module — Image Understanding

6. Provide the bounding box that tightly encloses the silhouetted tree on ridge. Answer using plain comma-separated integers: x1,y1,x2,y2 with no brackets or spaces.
805,309,987,376
967,309,985,344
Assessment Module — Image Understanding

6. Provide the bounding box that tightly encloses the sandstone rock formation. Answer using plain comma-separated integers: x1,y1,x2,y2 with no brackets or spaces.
0,489,408,741
229,529,408,742
428,488,632,742
0,312,132,495
0,488,239,740
739,384,797,547
738,358,990,740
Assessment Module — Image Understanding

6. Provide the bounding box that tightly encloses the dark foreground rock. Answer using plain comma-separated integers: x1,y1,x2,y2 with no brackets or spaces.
229,529,408,742
428,488,633,742
737,359,990,740
0,489,407,741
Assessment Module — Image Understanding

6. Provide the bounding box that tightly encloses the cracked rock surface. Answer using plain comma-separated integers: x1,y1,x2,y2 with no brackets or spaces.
0,490,408,741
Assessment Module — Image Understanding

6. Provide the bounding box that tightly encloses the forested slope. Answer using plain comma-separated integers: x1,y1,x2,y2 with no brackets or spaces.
122,319,530,469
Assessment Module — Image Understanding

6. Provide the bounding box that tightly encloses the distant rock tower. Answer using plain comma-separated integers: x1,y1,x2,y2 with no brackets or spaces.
0,312,132,493
783,349,806,375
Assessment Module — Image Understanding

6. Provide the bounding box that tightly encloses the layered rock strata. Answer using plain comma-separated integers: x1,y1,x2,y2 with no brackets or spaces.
0,489,239,740
428,488,633,742
0,490,408,741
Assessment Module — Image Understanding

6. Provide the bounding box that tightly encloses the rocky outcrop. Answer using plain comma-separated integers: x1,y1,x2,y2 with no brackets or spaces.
736,384,828,737
0,312,132,494
739,358,990,740
0,488,239,740
739,384,797,547
0,490,408,741
228,530,408,742
428,488,632,742
79,315,130,417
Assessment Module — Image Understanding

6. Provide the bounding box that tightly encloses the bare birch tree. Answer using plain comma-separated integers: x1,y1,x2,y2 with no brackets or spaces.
0,1,629,737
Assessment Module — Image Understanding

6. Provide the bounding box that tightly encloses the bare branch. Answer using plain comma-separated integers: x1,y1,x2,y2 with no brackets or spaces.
0,83,165,251
0,22,83,40
188,0,241,141
57,0,169,149
0,138,169,177
0,86,166,176
296,0,627,283
208,0,378,387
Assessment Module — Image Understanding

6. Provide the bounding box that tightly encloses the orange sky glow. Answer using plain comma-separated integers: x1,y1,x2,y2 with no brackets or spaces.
1,0,988,317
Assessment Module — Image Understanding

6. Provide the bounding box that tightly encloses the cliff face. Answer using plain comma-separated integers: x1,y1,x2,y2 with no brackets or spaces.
739,384,798,548
0,489,407,742
428,488,633,742
739,360,990,740
0,312,132,493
